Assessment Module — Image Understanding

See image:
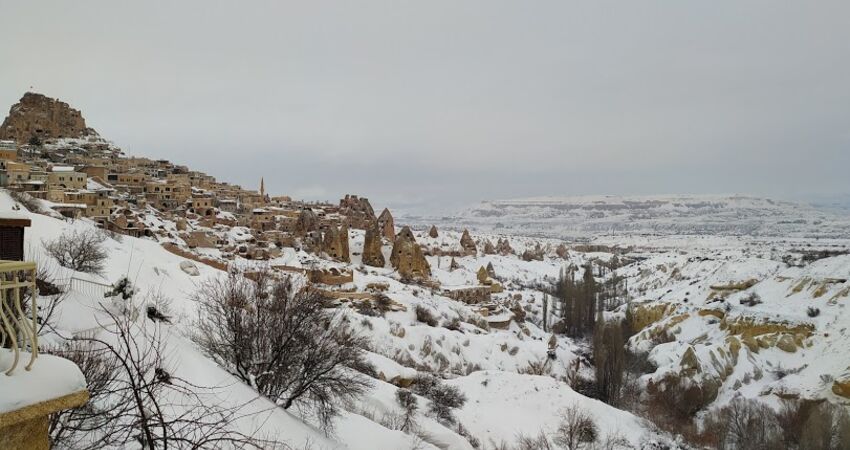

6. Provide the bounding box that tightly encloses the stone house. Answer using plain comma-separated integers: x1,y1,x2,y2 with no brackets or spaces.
107,208,147,237
47,166,87,189
444,286,492,304
189,196,215,216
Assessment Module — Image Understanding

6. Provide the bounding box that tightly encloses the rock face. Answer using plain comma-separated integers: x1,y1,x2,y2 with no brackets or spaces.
362,220,385,268
378,208,395,241
321,224,350,262
390,226,430,279
0,92,97,143
428,225,439,238
460,229,477,256
339,195,376,229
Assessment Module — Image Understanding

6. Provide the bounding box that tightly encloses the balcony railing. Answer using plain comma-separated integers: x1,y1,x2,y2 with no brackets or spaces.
0,259,38,375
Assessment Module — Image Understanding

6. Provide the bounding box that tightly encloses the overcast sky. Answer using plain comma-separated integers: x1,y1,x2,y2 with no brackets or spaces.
2,1,849,212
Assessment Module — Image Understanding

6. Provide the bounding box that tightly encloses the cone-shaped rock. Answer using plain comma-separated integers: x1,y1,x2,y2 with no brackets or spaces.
390,226,430,279
460,229,477,256
362,220,385,268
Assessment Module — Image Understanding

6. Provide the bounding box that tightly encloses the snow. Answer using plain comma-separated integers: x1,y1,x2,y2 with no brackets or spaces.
447,371,653,447
0,352,86,414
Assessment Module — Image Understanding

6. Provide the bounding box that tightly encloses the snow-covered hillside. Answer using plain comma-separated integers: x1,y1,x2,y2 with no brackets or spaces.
1,190,678,449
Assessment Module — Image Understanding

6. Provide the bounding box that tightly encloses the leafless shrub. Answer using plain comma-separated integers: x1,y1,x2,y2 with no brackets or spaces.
374,293,394,315
410,373,467,424
415,305,439,327
513,430,553,450
193,269,374,431
43,228,108,274
806,306,820,317
739,292,762,307
552,403,598,450
442,316,462,332
395,389,419,432
519,358,550,376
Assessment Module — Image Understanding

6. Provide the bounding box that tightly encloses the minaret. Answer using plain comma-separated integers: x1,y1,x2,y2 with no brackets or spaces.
259,177,265,197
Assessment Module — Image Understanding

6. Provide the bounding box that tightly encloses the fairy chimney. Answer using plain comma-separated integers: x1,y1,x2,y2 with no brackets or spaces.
322,224,350,262
390,226,430,279
361,220,385,268
496,238,514,255
459,229,477,257
449,257,460,271
338,195,376,229
555,243,568,259
377,208,395,241
482,239,496,255
428,225,439,238
295,208,319,236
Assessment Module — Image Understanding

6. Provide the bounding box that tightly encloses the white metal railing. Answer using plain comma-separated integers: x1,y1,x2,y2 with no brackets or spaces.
0,260,38,375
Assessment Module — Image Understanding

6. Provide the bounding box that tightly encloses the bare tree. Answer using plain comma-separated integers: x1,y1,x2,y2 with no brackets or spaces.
552,403,598,450
48,309,276,449
193,269,374,431
593,314,625,405
43,228,108,274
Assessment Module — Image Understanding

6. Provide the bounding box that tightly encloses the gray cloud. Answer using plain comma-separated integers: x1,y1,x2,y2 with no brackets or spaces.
2,1,849,211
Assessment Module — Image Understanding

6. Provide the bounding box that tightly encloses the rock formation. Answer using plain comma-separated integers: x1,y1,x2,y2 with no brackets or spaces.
486,261,496,279
555,243,568,259
322,224,350,262
460,229,477,256
362,220,385,267
428,225,438,238
449,257,460,271
378,208,395,241
482,239,495,255
390,226,430,279
339,195,376,229
295,208,319,235
0,92,97,143
477,266,490,284
496,238,514,255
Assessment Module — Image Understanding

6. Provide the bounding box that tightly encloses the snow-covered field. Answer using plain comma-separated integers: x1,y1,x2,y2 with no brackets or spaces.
401,194,850,240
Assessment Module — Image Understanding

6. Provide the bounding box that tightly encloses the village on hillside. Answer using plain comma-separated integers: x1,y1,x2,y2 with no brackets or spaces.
0,92,555,324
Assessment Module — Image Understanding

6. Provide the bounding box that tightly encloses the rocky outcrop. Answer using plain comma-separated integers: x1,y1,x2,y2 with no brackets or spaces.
833,370,850,398
482,239,496,255
390,226,430,279
339,195,376,229
449,257,460,271
378,208,395,241
460,229,477,256
0,92,97,143
496,238,514,255
362,220,385,268
428,225,438,238
555,243,568,259
322,225,350,262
